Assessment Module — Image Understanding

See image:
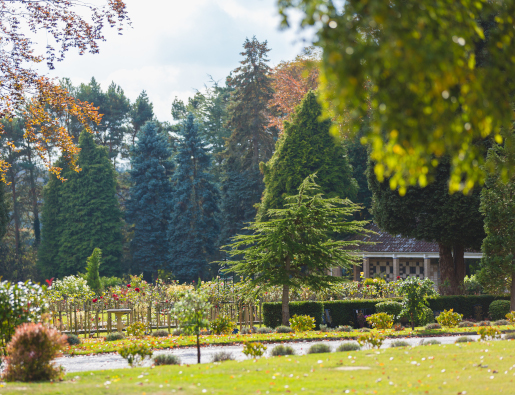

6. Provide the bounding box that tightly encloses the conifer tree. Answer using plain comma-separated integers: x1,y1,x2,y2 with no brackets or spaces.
0,182,9,242
168,114,219,282
86,248,102,295
257,91,357,220
126,121,173,277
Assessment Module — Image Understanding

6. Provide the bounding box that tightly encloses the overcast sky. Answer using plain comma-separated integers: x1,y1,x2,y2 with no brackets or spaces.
45,0,309,123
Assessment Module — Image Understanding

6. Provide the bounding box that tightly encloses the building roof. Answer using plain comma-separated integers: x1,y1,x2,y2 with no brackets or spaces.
360,223,439,253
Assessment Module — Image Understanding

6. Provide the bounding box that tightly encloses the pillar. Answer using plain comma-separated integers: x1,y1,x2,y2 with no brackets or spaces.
424,256,430,280
363,257,370,278
353,264,361,281
393,256,400,280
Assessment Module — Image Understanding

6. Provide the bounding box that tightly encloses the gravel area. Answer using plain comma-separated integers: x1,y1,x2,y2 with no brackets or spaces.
56,334,485,373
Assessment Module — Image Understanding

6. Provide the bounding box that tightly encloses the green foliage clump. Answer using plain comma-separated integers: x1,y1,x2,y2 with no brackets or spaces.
126,321,146,338
152,330,169,338
421,339,441,346
210,316,236,335
105,332,125,342
489,300,511,321
494,319,510,326
118,343,153,367
289,314,316,332
65,334,81,345
424,323,442,331
319,324,334,332
263,301,324,329
478,326,501,341
242,341,266,358
459,321,475,328
357,332,385,349
375,301,403,321
85,248,101,295
256,327,273,334
3,323,66,382
366,312,394,329
478,320,491,326
336,325,353,332
307,343,331,354
504,333,515,340
436,309,463,328
358,328,371,333
275,326,293,334
211,351,234,362
271,345,295,356
336,342,360,352
464,275,482,295
398,277,437,330
506,311,515,324
390,340,410,348
154,354,180,366
455,336,475,343
100,276,122,290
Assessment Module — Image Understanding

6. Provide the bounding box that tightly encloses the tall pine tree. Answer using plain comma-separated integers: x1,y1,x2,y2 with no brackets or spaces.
257,90,357,220
168,114,219,282
126,121,174,278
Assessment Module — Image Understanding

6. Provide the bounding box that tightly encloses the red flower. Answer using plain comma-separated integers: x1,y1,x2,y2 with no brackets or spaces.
127,284,131,288
397,276,401,280
100,296,103,299
45,278,54,287
112,294,117,298
92,298,98,303
135,288,140,293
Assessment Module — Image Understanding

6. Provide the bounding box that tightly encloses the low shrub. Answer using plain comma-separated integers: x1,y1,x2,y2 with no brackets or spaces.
154,354,180,366
336,325,353,332
390,340,410,348
366,312,394,329
210,316,236,335
458,321,475,328
421,339,441,346
494,319,510,326
506,311,515,323
478,321,491,326
357,331,385,349
289,314,315,332
118,343,153,367
152,330,169,337
172,328,183,336
424,323,441,330
242,341,266,358
271,345,295,356
337,342,361,352
478,326,501,341
393,323,404,331
65,333,81,345
105,332,125,341
358,328,371,332
240,327,254,334
212,351,234,362
504,333,515,340
275,326,293,333
436,309,463,328
3,323,66,382
126,321,146,337
256,327,273,334
455,336,475,343
489,300,511,321
375,301,403,320
307,343,331,354
319,324,334,332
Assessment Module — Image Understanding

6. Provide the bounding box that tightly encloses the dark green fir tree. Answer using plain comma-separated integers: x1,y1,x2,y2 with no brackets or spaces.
126,121,174,278
0,181,9,242
168,114,219,282
257,90,358,221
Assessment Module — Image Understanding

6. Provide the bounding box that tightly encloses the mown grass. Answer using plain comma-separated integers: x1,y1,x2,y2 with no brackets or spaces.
4,338,515,394
65,325,515,355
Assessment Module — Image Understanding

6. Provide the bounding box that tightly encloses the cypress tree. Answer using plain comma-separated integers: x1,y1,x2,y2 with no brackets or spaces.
86,248,102,295
168,114,219,282
257,91,358,220
126,121,174,278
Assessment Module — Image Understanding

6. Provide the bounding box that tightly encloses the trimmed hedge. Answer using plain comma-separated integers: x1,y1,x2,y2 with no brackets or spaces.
262,302,324,329
263,295,509,328
489,300,511,321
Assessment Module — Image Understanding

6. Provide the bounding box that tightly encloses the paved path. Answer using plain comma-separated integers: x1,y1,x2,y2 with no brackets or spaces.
56,334,486,373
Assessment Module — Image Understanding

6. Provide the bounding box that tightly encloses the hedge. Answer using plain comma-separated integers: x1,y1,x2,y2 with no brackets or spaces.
262,295,510,328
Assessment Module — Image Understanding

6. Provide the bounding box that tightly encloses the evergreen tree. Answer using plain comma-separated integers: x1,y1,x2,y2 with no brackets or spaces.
86,248,102,295
130,90,154,146
257,90,358,220
368,157,485,294
126,121,174,278
0,182,9,242
168,114,219,282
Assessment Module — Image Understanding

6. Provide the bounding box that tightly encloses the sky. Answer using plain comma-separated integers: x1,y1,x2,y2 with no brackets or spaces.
45,0,310,123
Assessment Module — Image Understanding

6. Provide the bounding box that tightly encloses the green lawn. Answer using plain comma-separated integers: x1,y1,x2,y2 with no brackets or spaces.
5,339,515,394
66,325,515,355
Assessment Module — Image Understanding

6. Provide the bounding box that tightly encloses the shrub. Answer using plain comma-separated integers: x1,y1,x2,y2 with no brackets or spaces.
210,316,236,335
126,321,146,337
99,276,123,290
212,351,234,362
425,323,441,330
242,341,266,358
289,314,316,332
458,321,475,328
490,300,511,321
455,336,475,343
154,354,180,365
105,332,125,341
393,323,404,331
240,327,254,334
271,345,295,356
398,277,438,330
319,324,333,332
337,342,361,352
275,326,293,333
436,309,463,328
478,320,491,326
336,325,353,332
494,319,510,326
307,343,331,354
463,274,482,295
421,339,441,346
256,327,273,334
359,327,371,332
504,333,515,340
366,312,394,329
65,334,81,345
357,331,385,349
3,323,66,382
172,328,183,336
478,326,501,341
85,248,102,295
390,340,410,348
506,311,515,323
152,330,169,337
375,301,403,320
118,342,153,367
263,301,324,329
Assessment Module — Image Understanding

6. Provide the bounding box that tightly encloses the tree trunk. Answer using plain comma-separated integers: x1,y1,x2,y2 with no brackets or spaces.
453,244,466,292
281,256,291,326
197,334,201,364
9,165,20,254
511,271,515,312
28,152,40,246
439,243,466,295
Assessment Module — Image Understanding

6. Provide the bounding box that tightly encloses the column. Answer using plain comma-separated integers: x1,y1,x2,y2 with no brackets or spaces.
353,263,362,281
393,255,400,280
363,257,370,278
424,256,430,280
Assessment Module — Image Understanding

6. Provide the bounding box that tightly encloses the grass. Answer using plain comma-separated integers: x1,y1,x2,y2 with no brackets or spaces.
65,325,515,355
4,338,515,394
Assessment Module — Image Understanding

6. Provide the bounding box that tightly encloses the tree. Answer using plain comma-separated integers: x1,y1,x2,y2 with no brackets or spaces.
130,91,154,147
224,174,370,325
278,0,515,193
257,90,357,220
126,121,174,278
479,145,515,310
86,248,102,295
398,277,437,330
368,157,485,294
168,115,219,282
0,0,129,180
0,182,8,242
39,131,123,278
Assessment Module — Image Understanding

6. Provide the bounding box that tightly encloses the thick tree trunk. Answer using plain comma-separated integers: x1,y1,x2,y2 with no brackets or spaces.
9,166,20,254
453,244,466,291
511,272,515,312
197,334,201,364
439,243,466,295
281,256,291,326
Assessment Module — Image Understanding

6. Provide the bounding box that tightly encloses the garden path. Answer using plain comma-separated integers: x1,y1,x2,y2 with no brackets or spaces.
56,334,486,373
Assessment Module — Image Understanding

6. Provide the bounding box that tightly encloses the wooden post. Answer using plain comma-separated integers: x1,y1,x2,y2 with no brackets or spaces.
96,309,99,338
148,305,152,332
167,310,171,333
238,303,242,332
59,309,63,332
74,304,78,335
